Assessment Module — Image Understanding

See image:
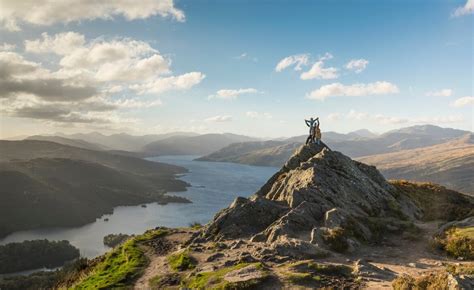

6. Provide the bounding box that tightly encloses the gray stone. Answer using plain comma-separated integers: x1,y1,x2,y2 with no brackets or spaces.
353,259,396,280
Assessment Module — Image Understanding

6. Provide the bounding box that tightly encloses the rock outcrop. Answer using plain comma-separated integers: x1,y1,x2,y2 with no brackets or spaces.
199,143,421,256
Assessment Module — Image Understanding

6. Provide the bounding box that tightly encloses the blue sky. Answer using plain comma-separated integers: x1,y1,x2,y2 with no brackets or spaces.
0,0,472,138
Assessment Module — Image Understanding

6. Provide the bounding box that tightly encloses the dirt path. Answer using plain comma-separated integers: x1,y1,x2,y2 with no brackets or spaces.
134,229,193,289
133,222,471,289
356,221,468,289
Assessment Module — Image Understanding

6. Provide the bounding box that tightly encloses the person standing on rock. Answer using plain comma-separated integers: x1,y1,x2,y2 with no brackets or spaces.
305,117,319,144
314,120,322,145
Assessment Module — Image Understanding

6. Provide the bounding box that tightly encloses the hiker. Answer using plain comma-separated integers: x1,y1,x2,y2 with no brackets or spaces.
314,120,322,145
305,117,319,144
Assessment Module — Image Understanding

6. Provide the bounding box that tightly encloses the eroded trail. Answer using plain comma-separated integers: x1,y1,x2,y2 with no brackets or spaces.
133,221,471,289
134,229,194,289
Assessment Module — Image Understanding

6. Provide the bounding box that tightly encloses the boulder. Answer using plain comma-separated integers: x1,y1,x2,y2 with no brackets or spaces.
270,236,329,259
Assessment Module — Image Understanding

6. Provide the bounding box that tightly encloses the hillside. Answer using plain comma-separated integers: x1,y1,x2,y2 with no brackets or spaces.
195,140,298,166
142,133,259,156
59,143,473,289
0,140,189,238
26,135,108,151
0,140,184,176
358,133,474,194
331,125,469,157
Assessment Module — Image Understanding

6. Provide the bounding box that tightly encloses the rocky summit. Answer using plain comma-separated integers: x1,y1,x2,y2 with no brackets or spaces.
57,143,473,289
199,143,421,256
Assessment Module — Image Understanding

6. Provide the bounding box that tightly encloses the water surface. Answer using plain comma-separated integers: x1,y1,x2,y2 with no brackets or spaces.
0,156,277,258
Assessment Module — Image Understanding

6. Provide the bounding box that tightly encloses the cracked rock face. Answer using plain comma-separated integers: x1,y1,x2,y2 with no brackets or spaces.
199,143,421,256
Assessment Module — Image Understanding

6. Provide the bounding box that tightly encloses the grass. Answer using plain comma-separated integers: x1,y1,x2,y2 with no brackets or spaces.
443,227,474,259
445,263,474,275
392,272,452,290
390,180,474,221
393,263,474,290
167,250,197,271
189,221,203,229
182,262,265,289
72,229,167,289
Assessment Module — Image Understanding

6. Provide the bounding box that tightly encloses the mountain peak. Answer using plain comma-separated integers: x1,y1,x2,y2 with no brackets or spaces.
198,143,421,257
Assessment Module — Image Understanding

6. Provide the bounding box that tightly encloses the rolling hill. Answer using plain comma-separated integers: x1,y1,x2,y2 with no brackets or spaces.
358,133,474,194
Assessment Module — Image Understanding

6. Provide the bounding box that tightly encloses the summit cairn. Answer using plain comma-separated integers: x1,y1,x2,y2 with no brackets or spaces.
199,142,421,257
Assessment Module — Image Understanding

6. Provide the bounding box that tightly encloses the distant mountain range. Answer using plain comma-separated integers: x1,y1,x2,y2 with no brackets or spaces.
40,131,200,151
0,140,189,238
197,125,473,194
141,133,259,156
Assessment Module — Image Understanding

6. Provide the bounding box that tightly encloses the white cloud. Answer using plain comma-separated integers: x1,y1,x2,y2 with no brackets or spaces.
205,115,232,122
451,96,474,107
300,53,338,80
452,0,474,17
300,60,338,80
235,52,258,62
277,52,338,80
275,54,309,72
425,89,453,97
208,88,259,100
246,111,272,119
2,33,204,127
0,0,185,31
0,42,15,51
345,59,369,73
25,32,85,55
130,72,205,95
307,81,399,101
26,32,171,83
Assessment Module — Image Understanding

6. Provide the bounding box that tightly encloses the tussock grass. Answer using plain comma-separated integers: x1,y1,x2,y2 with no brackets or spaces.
443,227,474,259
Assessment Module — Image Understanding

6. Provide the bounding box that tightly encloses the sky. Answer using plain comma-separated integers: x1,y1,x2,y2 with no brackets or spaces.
0,0,473,139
